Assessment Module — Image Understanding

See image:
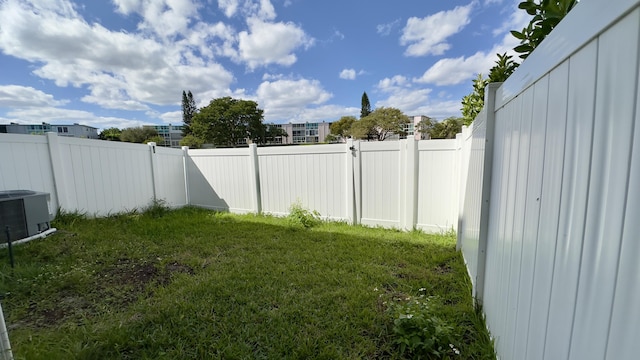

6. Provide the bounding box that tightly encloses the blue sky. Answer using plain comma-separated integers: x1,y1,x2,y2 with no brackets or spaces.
0,0,528,131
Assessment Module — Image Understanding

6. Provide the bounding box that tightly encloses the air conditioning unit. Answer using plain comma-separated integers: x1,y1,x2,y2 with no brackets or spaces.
0,190,52,243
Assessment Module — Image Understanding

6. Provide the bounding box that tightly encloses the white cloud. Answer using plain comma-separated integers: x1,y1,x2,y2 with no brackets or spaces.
112,0,200,38
158,110,182,124
0,0,236,110
492,1,530,36
256,78,332,121
413,33,519,86
0,85,68,107
400,3,474,57
331,30,345,41
375,75,461,119
237,17,314,70
217,0,240,17
377,19,400,36
217,0,276,20
339,69,356,80
377,89,461,119
287,105,359,123
377,75,408,89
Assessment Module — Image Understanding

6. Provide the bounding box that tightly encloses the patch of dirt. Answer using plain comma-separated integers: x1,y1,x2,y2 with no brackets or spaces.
16,258,195,329
434,263,453,275
165,261,195,275
19,293,95,329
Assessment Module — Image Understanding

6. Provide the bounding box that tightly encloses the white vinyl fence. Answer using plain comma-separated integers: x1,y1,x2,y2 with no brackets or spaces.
0,133,188,216
186,137,464,231
458,0,640,358
1,133,464,231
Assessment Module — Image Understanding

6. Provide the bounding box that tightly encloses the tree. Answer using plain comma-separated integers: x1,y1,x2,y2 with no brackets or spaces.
180,134,204,149
120,126,160,144
360,92,371,119
461,74,489,126
190,97,265,147
350,107,410,141
430,117,464,139
488,53,519,83
416,117,435,139
460,53,518,126
511,0,578,59
99,127,121,141
182,90,197,136
329,116,356,139
264,125,288,144
324,134,339,143
145,135,165,145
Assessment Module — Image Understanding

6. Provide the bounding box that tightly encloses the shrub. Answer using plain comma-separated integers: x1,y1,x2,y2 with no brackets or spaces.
142,199,170,218
386,291,460,359
287,202,321,228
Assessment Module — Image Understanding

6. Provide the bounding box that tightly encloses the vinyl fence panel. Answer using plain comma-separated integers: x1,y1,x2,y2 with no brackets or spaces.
257,144,346,220
154,146,188,207
186,147,256,213
56,137,155,215
416,140,459,232
359,141,402,228
0,134,57,213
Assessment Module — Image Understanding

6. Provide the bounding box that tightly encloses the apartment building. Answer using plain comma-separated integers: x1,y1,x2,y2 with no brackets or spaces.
0,122,99,139
143,124,184,148
267,121,331,145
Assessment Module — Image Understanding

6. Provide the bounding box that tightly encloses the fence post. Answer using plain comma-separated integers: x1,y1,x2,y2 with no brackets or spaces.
0,301,12,360
455,129,466,248
400,139,418,230
148,142,159,202
182,146,191,206
475,82,501,302
248,144,262,214
346,139,361,225
46,132,68,213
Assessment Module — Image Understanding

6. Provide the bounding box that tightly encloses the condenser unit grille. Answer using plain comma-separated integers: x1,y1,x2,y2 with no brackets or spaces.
0,190,51,243
0,199,28,242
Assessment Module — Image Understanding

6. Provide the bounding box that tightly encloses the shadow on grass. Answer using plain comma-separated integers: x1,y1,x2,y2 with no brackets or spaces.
0,207,494,360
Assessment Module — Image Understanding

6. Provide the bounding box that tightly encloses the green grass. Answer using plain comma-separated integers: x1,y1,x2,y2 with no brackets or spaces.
0,207,494,359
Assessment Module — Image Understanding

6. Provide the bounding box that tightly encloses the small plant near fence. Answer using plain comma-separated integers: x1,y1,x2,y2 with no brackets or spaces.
287,201,321,228
385,289,461,359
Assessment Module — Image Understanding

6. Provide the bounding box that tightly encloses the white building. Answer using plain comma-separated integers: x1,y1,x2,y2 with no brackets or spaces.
0,122,99,139
144,124,184,148
267,122,332,144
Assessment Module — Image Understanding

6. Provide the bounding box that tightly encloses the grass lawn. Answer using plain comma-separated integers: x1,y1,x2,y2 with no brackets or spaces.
0,206,494,359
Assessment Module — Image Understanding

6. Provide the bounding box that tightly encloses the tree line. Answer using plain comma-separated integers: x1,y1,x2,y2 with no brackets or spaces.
98,126,163,144
99,90,463,147
327,92,463,142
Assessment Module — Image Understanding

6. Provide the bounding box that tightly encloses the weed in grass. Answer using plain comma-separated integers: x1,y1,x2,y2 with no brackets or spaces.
52,209,87,227
386,291,459,359
141,199,170,218
287,202,321,228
